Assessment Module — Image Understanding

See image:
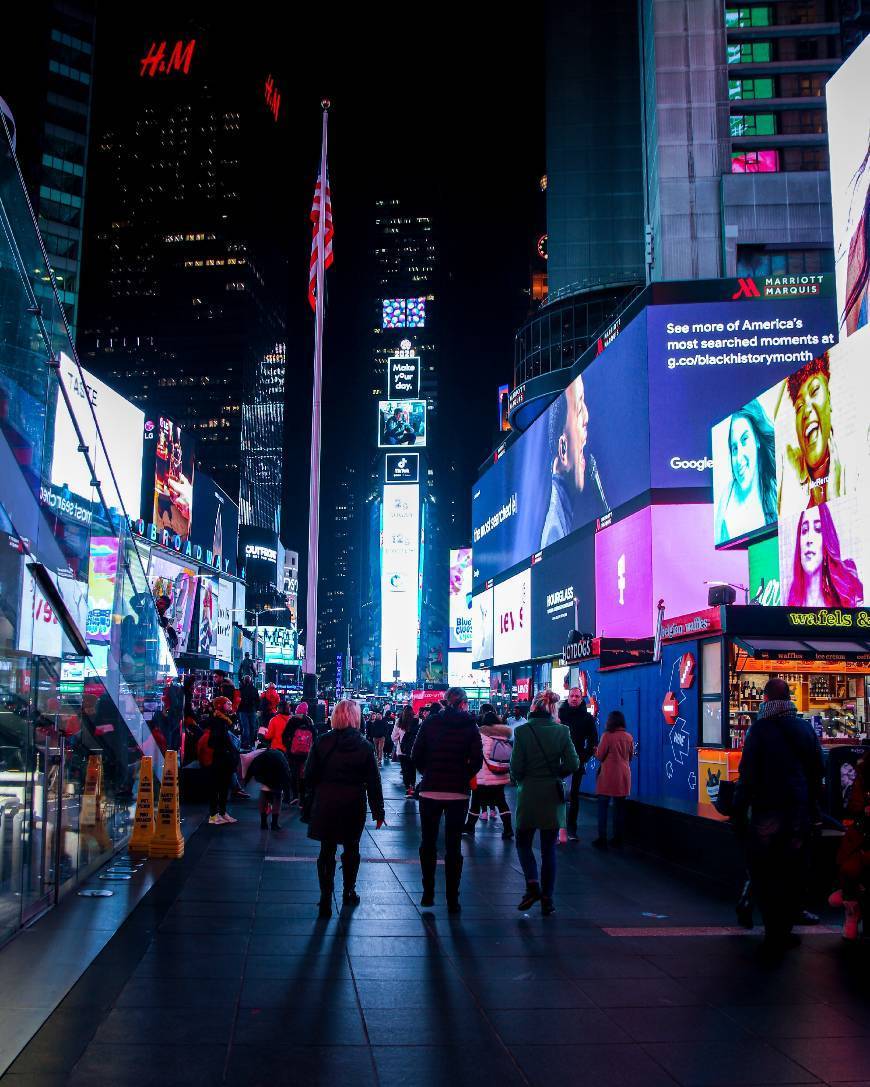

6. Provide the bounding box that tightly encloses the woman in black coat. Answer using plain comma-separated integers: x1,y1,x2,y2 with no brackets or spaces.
303,699,385,918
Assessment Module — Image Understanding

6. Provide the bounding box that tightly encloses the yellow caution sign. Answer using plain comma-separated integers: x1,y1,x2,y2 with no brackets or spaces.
149,750,184,859
129,756,155,853
80,754,103,828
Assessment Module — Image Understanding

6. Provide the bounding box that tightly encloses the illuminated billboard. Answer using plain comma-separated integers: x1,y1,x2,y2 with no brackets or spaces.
148,551,198,654
380,483,420,683
449,548,473,650
777,497,866,609
261,625,298,665
51,354,144,517
493,568,531,666
471,585,494,665
378,400,427,448
385,452,419,484
447,652,489,689
712,385,779,547
388,356,420,399
382,297,426,328
151,416,195,543
198,575,219,656
826,35,870,334
85,537,119,645
530,531,595,659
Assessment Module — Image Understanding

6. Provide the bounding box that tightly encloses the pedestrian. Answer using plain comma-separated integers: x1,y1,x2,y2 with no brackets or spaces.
286,704,316,803
398,704,420,797
243,746,292,830
238,651,256,685
733,677,824,954
558,688,598,841
259,682,279,732
828,750,869,941
464,706,514,839
264,699,292,754
510,689,580,915
510,705,527,728
303,699,385,919
366,709,389,766
592,710,634,849
237,674,259,750
205,697,241,825
411,686,483,914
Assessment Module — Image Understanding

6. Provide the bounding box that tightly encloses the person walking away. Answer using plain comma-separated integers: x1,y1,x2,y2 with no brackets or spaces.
464,707,514,839
264,700,292,754
238,675,259,751
593,711,634,849
391,716,405,770
511,689,579,915
412,687,483,913
304,699,385,918
286,705,316,804
367,710,389,767
244,746,291,830
828,750,869,940
398,704,420,797
733,677,824,954
558,688,598,840
205,697,241,824
259,682,279,731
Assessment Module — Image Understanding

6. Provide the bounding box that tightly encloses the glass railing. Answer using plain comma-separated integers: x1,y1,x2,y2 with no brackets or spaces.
0,110,176,945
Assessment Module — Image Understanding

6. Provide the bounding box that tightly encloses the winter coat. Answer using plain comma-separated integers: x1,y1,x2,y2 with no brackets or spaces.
303,728,385,844
243,748,291,792
595,729,634,797
205,716,240,772
400,718,420,757
412,706,484,796
510,711,580,830
239,682,259,713
478,722,513,786
558,701,598,764
261,687,280,714
733,700,823,827
366,716,390,740
265,713,291,753
286,715,316,758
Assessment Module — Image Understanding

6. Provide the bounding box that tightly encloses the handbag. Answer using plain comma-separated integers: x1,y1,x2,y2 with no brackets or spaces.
528,725,567,804
299,736,338,825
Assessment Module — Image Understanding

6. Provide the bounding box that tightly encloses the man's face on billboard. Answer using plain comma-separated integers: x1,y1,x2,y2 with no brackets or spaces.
563,375,589,492
794,371,831,475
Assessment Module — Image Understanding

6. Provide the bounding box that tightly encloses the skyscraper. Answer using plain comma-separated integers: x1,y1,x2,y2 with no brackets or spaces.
78,17,288,516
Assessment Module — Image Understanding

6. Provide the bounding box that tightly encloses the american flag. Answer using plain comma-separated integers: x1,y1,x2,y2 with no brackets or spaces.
308,169,333,311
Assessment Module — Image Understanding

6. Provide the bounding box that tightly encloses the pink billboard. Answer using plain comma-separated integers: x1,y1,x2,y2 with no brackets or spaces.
596,506,749,638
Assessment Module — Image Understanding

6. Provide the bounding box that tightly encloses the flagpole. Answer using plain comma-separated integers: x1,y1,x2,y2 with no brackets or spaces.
303,101,329,706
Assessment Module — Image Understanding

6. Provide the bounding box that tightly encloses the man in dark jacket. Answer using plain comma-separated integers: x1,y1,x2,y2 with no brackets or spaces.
238,676,259,750
558,688,598,839
365,710,390,766
734,677,824,953
411,686,484,913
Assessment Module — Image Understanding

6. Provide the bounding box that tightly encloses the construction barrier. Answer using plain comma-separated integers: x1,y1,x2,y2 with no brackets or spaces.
129,756,155,853
149,750,184,859
80,754,103,828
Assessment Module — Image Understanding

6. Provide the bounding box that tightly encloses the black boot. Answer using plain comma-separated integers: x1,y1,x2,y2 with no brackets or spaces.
271,815,281,830
445,855,463,914
316,852,336,918
462,812,478,837
341,851,362,906
500,812,514,840
518,881,542,911
541,896,556,916
260,813,268,830
419,846,436,907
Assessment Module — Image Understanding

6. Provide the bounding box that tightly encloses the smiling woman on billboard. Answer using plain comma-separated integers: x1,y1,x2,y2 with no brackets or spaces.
714,396,777,545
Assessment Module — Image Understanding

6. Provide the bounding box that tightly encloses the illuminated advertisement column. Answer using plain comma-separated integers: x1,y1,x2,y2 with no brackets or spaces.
380,483,421,683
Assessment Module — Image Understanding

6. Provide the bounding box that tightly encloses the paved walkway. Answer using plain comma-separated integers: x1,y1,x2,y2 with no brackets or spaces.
5,761,869,1086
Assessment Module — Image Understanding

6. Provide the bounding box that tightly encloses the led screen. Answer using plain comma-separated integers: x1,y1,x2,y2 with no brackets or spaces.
85,536,119,645
388,356,420,399
216,578,234,663
148,551,198,654
380,484,420,682
447,652,489,689
378,400,427,448
382,299,406,328
190,472,239,577
493,568,532,666
530,531,595,659
826,35,870,334
385,452,419,484
472,311,651,587
152,416,195,543
198,574,219,656
17,565,89,659
406,297,426,327
646,297,837,491
471,585,494,665
51,354,144,517
261,625,297,664
712,385,779,547
594,508,653,639
449,548,473,650
777,497,867,609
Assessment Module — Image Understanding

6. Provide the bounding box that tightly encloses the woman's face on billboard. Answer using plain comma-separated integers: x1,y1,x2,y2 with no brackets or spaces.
729,415,758,496
794,372,832,473
799,509,824,577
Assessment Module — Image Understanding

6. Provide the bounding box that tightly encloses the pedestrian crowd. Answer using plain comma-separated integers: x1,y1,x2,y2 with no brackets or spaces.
155,666,868,947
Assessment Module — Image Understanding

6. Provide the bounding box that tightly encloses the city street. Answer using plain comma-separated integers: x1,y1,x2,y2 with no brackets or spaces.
5,767,869,1087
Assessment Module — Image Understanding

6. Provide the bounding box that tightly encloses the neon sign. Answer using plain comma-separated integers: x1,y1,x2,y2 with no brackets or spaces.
264,75,281,121
787,608,870,629
139,40,196,78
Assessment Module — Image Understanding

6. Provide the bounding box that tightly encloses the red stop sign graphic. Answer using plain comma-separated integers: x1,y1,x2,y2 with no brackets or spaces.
578,671,588,698
588,695,599,719
679,651,696,689
662,692,679,726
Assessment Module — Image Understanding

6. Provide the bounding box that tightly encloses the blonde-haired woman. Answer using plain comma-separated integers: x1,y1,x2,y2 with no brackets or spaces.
304,699,385,919
510,689,579,915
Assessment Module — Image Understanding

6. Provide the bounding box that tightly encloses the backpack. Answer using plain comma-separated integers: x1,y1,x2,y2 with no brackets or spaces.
290,727,313,756
484,736,513,772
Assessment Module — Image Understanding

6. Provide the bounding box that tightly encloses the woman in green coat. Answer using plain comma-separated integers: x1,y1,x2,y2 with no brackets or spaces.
510,689,580,915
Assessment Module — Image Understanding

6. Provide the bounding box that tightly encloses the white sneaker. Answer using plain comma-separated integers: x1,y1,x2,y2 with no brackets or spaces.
208,815,221,824
220,813,238,824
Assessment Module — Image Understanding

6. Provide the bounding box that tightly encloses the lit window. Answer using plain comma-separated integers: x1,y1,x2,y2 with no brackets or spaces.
731,149,780,173
729,77,775,100
730,113,776,136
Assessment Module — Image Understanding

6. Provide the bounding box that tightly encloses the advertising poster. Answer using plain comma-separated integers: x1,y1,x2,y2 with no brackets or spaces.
595,508,653,639
647,297,837,491
471,584,494,665
448,548,473,650
216,578,234,663
147,551,197,653
152,416,195,542
85,536,119,645
388,356,420,399
777,495,866,609
17,566,89,659
191,471,239,577
380,484,420,683
826,35,870,334
51,354,144,517
447,652,490,689
385,452,419,484
748,535,781,606
261,625,297,664
472,312,650,588
493,568,532,666
530,530,595,659
378,400,427,448
239,526,280,587
712,385,779,547
198,574,219,656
